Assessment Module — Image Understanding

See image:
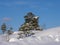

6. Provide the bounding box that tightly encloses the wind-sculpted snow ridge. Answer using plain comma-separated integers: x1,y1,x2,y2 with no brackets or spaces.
0,27,60,45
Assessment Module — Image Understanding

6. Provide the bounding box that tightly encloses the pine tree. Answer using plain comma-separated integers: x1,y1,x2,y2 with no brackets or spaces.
1,23,6,34
7,27,13,41
7,27,13,35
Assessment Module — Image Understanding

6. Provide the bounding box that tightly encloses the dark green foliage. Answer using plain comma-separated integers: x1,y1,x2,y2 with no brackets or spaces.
1,23,6,34
19,12,43,32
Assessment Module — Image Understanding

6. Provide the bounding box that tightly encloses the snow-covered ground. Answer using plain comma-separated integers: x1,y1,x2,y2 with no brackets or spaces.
0,27,60,45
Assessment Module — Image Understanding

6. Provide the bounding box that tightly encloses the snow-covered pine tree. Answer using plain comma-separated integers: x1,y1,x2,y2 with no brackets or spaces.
19,12,43,37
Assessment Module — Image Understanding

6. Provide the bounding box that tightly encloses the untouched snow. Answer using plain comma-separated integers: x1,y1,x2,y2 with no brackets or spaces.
0,27,60,45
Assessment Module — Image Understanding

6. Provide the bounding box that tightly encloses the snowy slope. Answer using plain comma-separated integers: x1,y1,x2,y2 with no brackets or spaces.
0,27,60,45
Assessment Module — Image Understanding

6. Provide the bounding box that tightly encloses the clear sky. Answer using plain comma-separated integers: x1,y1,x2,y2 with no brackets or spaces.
0,0,60,31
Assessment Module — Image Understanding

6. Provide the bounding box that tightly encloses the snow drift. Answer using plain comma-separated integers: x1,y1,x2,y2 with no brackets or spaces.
0,27,60,45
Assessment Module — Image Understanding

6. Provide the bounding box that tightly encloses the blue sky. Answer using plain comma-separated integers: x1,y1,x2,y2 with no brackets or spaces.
0,0,60,31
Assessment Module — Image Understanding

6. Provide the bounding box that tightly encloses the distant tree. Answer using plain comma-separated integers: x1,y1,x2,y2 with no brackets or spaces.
7,27,13,41
7,27,13,35
42,24,46,30
10,27,13,32
1,23,6,34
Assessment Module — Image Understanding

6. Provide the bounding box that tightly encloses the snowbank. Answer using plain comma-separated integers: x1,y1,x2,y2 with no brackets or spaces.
0,27,60,45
